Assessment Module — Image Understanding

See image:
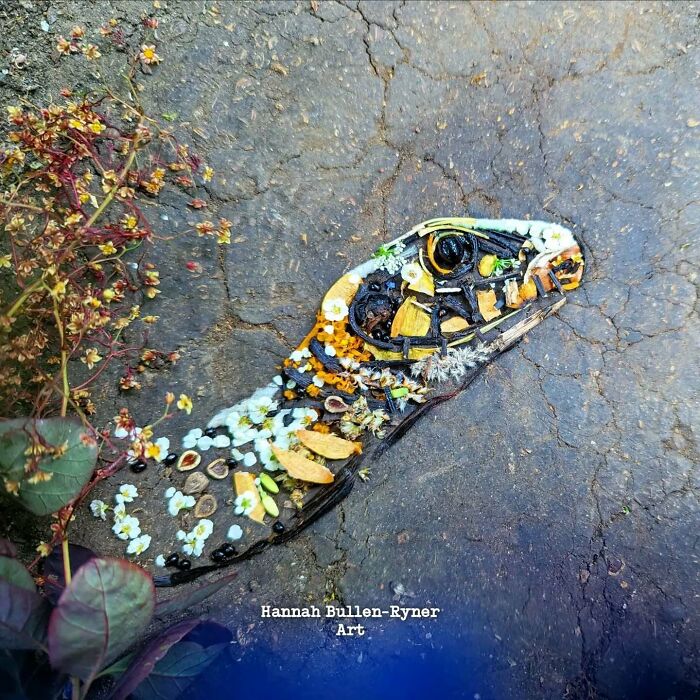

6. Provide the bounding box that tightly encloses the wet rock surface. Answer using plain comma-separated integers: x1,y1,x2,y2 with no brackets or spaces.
2,2,698,698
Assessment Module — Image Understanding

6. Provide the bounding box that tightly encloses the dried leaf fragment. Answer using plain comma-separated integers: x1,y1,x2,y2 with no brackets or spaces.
391,298,431,338
296,429,361,459
476,289,501,322
233,472,265,523
271,446,334,484
440,316,469,333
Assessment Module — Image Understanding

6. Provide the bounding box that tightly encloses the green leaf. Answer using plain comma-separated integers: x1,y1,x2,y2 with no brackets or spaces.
0,581,49,650
161,112,178,122
131,641,228,700
48,558,155,684
0,418,97,515
0,557,35,591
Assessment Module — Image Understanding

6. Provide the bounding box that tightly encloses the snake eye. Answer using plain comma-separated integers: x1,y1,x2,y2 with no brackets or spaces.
434,235,464,268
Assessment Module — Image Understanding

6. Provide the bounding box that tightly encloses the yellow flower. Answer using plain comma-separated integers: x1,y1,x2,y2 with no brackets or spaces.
98,241,117,255
202,166,214,182
6,105,22,122
56,36,72,55
88,120,105,134
165,391,175,405
68,118,85,131
82,44,101,60
141,315,159,324
139,44,162,65
81,348,102,370
64,212,83,226
36,541,52,557
144,442,161,459
122,215,138,230
217,229,231,244
50,280,67,299
102,288,115,302
4,480,20,495
5,215,25,233
71,25,85,38
0,255,11,269
177,394,193,414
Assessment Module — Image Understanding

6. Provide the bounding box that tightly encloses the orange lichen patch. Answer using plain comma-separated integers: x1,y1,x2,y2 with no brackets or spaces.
519,279,538,302
272,446,334,484
477,289,501,322
312,423,331,433
296,429,361,459
391,298,431,338
322,273,362,307
284,389,297,400
440,316,470,333
233,471,265,523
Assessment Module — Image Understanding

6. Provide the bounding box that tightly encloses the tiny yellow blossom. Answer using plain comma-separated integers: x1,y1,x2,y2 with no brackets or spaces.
139,44,162,65
81,348,102,370
0,255,11,269
102,288,116,302
36,541,52,557
165,391,175,405
88,120,105,134
64,212,83,226
98,241,117,255
177,394,193,414
50,280,67,299
202,166,214,182
56,36,72,55
82,44,101,60
141,315,159,324
68,118,85,132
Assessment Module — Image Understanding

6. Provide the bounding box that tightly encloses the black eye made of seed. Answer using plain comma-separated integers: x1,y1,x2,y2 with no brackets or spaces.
165,552,180,567
272,521,285,534
221,542,237,557
177,559,191,571
210,549,226,563
435,236,465,269
163,453,178,466
129,459,147,473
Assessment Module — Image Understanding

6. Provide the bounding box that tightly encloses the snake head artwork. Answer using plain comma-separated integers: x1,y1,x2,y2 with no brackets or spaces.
154,216,585,585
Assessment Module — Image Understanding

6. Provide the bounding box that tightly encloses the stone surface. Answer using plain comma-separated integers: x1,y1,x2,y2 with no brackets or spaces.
1,2,698,698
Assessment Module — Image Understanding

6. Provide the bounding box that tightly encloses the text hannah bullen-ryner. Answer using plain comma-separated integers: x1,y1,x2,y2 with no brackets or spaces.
260,605,441,637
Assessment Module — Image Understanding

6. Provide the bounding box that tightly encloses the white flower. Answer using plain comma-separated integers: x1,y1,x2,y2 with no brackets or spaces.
401,261,423,284
324,343,337,357
155,554,166,567
231,425,258,447
179,531,204,557
152,437,170,461
126,534,151,555
322,297,349,322
234,491,257,516
114,426,129,439
272,375,283,386
182,428,203,449
192,519,214,540
312,374,324,388
90,499,109,520
165,486,176,499
212,434,231,448
540,225,575,253
255,438,281,471
168,490,196,516
248,396,277,425
118,484,138,503
112,515,141,540
292,407,318,426
230,448,245,462
243,452,257,467
113,502,126,521
289,348,311,363
227,524,243,540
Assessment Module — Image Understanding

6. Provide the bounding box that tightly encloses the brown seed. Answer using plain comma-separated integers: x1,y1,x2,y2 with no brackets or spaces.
177,450,201,471
205,458,229,480
194,493,217,518
183,471,209,495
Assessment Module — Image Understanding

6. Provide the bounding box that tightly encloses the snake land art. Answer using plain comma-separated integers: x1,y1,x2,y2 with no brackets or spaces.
123,216,585,586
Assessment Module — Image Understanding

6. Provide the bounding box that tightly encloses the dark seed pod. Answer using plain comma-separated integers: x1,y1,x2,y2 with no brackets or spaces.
210,549,226,563
165,552,179,567
163,453,178,466
226,458,238,469
129,459,147,473
272,521,285,534
435,235,465,269
177,559,191,571
221,543,237,557
204,427,217,438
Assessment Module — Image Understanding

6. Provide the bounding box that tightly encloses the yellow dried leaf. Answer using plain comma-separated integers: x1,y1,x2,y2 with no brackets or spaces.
478,254,497,277
364,343,436,361
408,268,435,296
296,429,361,459
519,279,538,302
477,289,501,322
322,273,362,307
440,316,469,333
504,279,524,309
233,471,265,523
271,446,334,484
390,298,431,338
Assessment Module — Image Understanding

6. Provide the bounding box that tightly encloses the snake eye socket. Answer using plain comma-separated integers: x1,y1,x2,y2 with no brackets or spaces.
434,236,464,268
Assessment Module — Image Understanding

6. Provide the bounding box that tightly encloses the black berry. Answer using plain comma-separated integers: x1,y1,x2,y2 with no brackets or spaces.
130,459,147,473
177,559,191,571
272,521,285,534
221,543,237,557
226,458,238,469
163,453,178,466
165,553,179,567
211,549,226,563
204,427,217,438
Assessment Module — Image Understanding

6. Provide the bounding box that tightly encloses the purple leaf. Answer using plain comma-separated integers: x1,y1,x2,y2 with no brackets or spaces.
48,557,155,684
106,618,200,700
0,539,17,558
154,571,237,618
0,580,49,650
42,542,96,605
